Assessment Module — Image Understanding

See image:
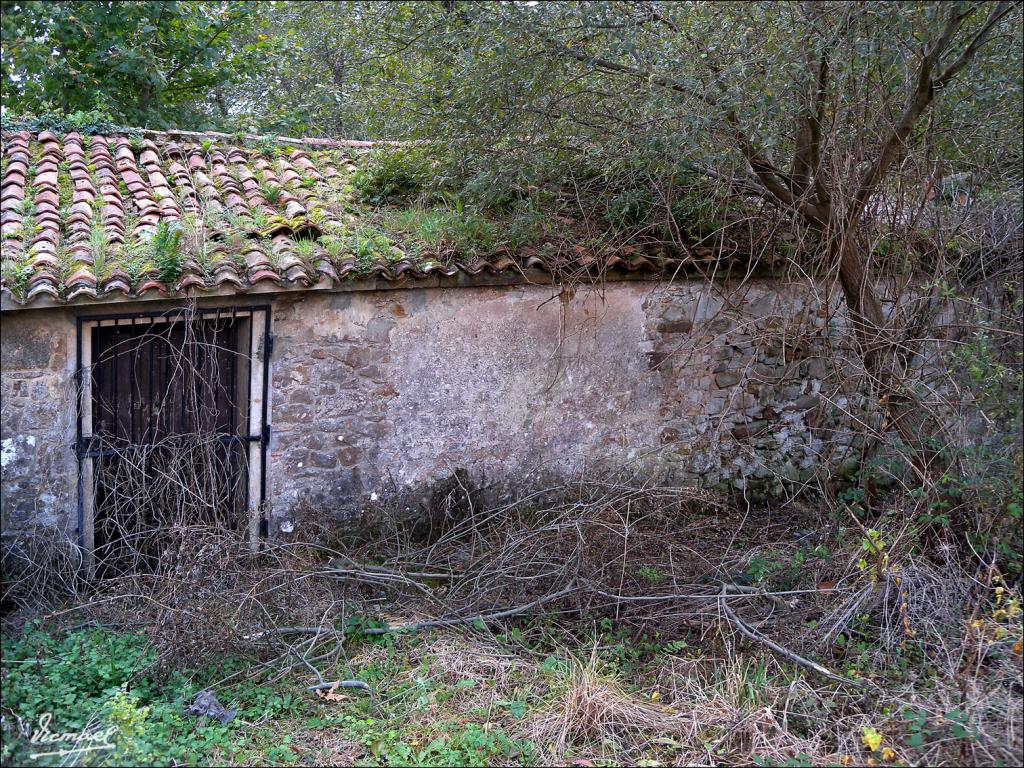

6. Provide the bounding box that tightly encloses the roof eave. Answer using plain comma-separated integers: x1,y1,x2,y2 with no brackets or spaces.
0,268,673,313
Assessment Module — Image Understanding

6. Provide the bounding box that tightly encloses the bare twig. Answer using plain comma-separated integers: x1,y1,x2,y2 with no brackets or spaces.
718,584,864,688
307,680,372,694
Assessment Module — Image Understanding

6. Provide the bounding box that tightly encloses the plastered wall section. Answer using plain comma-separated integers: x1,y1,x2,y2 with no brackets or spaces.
267,278,853,530
0,310,77,531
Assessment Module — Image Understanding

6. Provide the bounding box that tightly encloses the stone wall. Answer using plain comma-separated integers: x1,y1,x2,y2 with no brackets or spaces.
0,310,77,530
1,277,865,537
267,278,858,532
639,279,863,497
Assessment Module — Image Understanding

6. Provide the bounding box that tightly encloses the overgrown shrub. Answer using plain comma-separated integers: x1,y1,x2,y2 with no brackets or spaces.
354,145,435,205
604,188,655,230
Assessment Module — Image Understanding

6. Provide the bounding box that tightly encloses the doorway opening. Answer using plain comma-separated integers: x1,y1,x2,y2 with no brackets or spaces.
76,306,270,576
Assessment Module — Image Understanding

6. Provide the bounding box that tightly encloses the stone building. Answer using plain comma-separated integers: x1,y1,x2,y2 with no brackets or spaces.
1,129,853,562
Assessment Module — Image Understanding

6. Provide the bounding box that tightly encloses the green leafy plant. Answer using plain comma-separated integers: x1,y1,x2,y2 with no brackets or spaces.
347,225,398,274
670,187,723,240
605,188,654,230
150,221,184,284
744,544,830,591
0,0,269,129
89,223,109,277
446,207,496,259
339,612,391,644
247,207,269,231
903,707,980,752
255,136,279,158
637,565,667,585
506,197,549,249
1,260,34,300
307,206,328,230
261,182,283,205
108,686,153,758
318,233,346,260
120,241,155,288
856,529,888,581
293,238,316,262
354,145,434,205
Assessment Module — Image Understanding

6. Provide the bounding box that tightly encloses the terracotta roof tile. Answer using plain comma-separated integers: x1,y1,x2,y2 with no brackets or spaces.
1,129,752,307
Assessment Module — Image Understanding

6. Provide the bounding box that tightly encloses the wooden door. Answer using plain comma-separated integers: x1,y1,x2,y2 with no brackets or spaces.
88,314,252,575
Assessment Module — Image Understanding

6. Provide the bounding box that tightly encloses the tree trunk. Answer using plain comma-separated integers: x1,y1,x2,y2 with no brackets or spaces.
831,230,945,481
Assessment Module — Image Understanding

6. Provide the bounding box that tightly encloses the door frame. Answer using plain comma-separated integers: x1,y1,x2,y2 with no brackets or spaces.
75,305,272,572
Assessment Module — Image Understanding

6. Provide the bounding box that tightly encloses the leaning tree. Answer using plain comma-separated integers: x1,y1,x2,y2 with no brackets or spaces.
301,1,1021,484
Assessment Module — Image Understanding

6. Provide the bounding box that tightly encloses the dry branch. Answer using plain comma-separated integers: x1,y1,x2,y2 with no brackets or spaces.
361,581,580,635
718,583,864,688
307,680,372,694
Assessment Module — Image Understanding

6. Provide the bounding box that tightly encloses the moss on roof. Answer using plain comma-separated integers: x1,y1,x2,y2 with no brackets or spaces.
0,128,752,307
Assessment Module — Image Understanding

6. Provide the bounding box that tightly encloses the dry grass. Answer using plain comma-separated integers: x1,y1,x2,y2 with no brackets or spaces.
525,649,688,763
411,633,532,698
2,476,1021,766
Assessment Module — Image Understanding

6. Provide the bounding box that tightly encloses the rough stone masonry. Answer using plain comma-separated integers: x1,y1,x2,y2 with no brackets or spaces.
0,277,863,538
265,277,860,534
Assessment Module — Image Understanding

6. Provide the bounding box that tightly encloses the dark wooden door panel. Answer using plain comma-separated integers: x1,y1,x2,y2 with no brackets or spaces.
91,318,244,444
88,316,251,576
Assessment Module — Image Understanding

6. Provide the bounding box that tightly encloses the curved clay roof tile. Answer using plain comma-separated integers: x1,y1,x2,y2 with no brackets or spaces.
2,129,706,308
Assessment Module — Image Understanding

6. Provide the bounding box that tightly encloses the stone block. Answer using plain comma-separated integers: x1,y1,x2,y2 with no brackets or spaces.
660,305,690,324
288,388,314,405
715,371,741,387
705,397,727,416
792,394,821,410
731,420,768,440
365,316,396,343
336,446,361,467
657,320,693,334
274,403,312,423
307,451,339,469
344,345,376,369
805,357,827,379
647,351,671,370
753,362,784,380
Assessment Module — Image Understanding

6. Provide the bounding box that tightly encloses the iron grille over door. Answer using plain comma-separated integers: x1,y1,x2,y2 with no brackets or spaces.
76,307,270,576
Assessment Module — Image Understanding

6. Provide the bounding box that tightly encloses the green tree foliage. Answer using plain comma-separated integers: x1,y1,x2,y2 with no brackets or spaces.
274,2,1022,191
0,0,276,128
245,1,1022,476
212,1,417,138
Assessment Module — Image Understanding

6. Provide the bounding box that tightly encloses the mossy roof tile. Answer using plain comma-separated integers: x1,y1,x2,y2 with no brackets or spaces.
1,129,752,309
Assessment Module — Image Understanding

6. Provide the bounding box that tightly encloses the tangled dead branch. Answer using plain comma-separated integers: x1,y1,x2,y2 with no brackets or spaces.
0,479,887,693
3,470,1021,765
717,582,863,688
